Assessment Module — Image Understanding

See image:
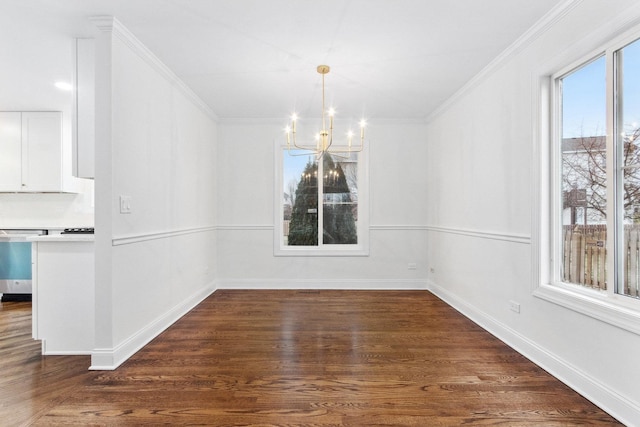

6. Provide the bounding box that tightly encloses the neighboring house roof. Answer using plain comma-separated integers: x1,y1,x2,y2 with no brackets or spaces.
562,136,606,152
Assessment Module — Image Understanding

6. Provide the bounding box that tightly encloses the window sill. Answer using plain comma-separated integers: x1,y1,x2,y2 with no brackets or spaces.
274,245,369,257
534,283,640,336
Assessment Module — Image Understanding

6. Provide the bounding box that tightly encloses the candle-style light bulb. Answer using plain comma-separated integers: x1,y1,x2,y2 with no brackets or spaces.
359,119,366,140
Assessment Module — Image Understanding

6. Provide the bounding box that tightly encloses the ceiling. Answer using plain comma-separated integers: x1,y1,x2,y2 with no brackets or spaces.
0,0,562,121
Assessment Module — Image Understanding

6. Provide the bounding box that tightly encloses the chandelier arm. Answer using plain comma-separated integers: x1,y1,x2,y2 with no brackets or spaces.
326,146,364,153
293,142,321,151
324,151,351,159
287,147,318,156
290,129,315,152
291,131,315,151
327,139,364,153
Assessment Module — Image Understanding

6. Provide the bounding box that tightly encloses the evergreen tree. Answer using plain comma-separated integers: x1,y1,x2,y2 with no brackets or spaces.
322,155,357,244
287,160,318,245
287,155,357,246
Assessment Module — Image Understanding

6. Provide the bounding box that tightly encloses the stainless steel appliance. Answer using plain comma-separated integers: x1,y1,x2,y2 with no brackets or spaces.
0,229,47,301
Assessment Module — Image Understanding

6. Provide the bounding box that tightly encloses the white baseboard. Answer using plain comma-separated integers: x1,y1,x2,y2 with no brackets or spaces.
90,284,216,370
41,339,92,356
427,280,640,427
215,278,428,290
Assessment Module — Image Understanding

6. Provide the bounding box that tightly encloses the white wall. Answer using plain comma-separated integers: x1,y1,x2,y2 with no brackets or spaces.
216,120,429,288
91,18,217,369
425,1,640,424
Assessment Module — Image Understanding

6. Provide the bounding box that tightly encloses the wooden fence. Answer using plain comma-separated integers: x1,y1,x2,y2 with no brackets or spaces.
563,224,640,297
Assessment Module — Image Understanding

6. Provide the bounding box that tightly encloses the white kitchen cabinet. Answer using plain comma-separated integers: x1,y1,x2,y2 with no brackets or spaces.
0,112,22,190
0,111,64,192
31,236,95,354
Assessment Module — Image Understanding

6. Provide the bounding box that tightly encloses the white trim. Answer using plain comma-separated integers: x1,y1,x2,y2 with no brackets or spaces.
216,224,273,231
216,279,427,290
531,70,549,293
370,225,428,231
90,284,215,370
534,284,640,336
216,224,427,231
217,117,284,125
273,139,370,257
44,351,92,356
112,226,216,246
41,339,92,356
425,225,531,244
273,246,370,257
426,0,581,123
428,280,640,427
533,14,640,333
90,16,217,122
217,117,427,126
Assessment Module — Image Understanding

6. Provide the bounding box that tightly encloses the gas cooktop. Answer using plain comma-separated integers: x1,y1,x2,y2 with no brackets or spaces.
61,228,94,234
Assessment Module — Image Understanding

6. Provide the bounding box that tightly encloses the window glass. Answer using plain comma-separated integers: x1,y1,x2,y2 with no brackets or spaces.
281,150,362,250
616,38,640,298
283,151,318,246
559,56,607,289
322,153,358,245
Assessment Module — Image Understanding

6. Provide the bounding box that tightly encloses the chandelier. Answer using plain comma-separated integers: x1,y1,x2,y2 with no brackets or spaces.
285,65,365,159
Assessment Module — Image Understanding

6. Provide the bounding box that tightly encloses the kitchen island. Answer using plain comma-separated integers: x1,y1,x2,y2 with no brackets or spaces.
29,234,94,355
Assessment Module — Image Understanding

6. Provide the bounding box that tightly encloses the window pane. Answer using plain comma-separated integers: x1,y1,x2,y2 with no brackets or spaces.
322,153,358,245
617,38,640,298
284,151,318,246
559,56,607,289
281,149,361,250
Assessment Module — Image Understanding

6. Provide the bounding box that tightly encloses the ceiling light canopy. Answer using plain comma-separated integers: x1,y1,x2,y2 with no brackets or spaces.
285,65,365,159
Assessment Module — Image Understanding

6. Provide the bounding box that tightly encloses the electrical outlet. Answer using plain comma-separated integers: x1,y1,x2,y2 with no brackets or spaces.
408,263,417,270
509,300,521,313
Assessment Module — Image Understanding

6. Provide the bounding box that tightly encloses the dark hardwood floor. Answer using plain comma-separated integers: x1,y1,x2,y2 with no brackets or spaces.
1,290,622,426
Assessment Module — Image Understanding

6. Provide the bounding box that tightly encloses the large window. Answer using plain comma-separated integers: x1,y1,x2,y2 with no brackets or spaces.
275,147,368,256
552,33,640,310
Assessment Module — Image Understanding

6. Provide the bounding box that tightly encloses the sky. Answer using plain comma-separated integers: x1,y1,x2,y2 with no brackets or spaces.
283,149,315,196
562,38,640,138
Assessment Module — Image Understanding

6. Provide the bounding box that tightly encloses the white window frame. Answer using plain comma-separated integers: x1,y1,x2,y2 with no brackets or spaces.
273,140,369,257
534,25,640,336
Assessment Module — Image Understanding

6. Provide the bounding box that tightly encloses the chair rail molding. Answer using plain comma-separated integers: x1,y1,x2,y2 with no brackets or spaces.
425,225,531,245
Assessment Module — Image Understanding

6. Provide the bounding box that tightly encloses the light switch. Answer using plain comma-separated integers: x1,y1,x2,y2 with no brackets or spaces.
119,195,132,214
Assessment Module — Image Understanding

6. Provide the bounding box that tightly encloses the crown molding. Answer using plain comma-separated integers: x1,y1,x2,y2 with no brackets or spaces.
89,15,218,122
426,0,581,124
217,117,428,126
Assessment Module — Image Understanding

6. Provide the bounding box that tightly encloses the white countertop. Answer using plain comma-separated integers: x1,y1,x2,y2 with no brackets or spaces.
28,234,95,242
0,233,42,241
